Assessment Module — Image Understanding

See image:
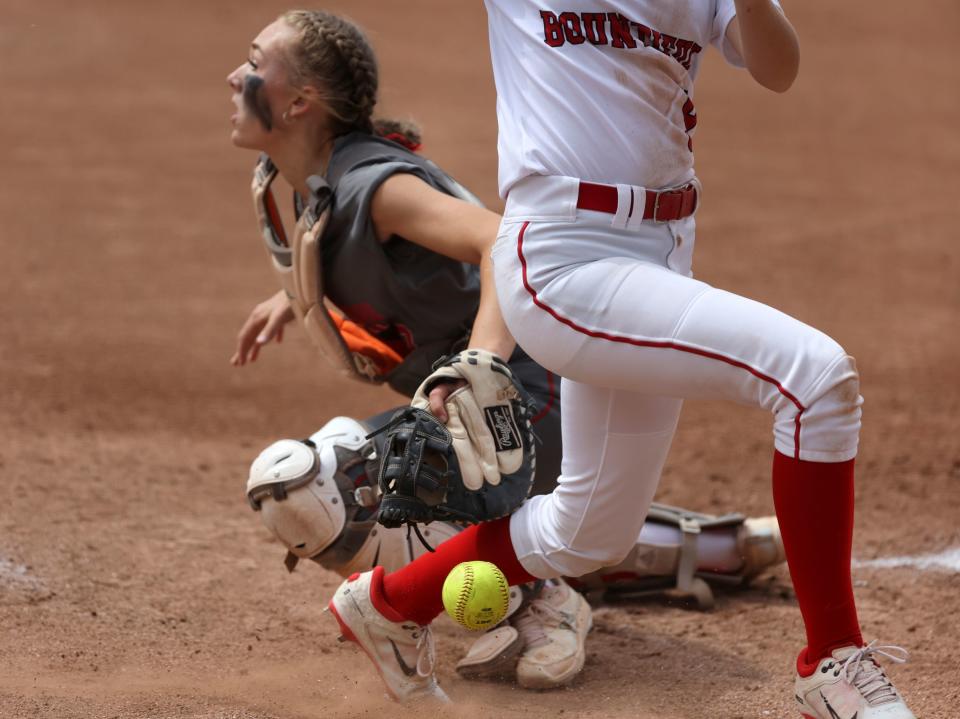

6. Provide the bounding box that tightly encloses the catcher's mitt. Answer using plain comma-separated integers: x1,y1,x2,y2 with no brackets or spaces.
371,349,537,537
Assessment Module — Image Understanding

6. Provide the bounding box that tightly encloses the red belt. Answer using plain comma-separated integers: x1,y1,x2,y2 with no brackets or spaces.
576,181,698,222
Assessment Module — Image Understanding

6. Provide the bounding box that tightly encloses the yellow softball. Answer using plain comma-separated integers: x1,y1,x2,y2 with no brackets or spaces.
441,561,510,631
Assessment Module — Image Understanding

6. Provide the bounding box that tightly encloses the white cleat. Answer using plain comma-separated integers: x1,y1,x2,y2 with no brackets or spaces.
795,642,916,719
455,579,593,689
513,579,593,689
454,624,525,680
328,567,449,704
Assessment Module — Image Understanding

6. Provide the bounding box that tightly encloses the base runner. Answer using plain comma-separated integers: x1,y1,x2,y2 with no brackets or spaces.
227,9,788,693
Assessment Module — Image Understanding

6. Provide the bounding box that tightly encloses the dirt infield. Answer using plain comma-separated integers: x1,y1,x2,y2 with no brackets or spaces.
2,1,958,717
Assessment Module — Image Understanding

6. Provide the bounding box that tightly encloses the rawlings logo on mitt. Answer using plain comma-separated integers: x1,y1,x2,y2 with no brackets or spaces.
370,350,537,537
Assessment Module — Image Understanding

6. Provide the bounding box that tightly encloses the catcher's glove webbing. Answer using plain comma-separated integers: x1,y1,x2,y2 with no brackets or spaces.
369,350,537,542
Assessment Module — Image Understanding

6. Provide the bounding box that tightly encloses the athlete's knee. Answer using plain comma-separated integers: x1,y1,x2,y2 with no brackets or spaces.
593,537,640,568
784,330,861,413
245,416,379,575
245,416,466,576
790,350,863,460
514,492,648,577
544,526,639,575
806,349,861,414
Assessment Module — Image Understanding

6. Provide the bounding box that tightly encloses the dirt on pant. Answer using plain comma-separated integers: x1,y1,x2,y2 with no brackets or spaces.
1,1,958,717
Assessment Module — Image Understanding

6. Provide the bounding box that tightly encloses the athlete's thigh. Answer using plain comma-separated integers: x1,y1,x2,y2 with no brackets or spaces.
494,219,845,410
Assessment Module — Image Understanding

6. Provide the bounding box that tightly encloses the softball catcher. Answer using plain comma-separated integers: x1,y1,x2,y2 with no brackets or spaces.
229,10,786,694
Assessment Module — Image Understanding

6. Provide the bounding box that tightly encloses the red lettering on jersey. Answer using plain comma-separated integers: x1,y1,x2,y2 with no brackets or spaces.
632,21,653,46
541,9,703,70
581,12,609,45
682,94,697,151
674,39,702,70
541,11,565,47
681,97,696,131
559,12,586,44
660,33,678,58
607,13,637,49
649,29,663,52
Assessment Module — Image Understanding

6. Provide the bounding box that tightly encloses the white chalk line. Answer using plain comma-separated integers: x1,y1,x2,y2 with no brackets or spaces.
0,555,45,590
4,548,958,596
853,546,960,572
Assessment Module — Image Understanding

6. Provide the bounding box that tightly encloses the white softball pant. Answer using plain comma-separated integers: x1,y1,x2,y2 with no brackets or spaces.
492,175,862,579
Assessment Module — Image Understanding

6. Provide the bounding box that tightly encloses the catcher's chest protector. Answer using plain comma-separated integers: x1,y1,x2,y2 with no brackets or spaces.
253,160,372,381
252,133,484,396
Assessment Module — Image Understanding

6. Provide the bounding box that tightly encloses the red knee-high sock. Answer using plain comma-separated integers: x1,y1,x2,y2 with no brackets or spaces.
381,516,536,626
772,451,863,672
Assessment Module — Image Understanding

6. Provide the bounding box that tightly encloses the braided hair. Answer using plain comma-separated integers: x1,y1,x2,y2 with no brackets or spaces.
282,11,422,151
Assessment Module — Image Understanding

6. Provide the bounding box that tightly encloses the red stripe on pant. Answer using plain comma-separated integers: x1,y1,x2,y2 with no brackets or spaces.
532,368,556,424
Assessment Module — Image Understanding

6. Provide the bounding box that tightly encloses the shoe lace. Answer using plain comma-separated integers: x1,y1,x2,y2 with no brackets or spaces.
512,586,574,650
404,623,437,677
512,601,550,649
836,641,909,706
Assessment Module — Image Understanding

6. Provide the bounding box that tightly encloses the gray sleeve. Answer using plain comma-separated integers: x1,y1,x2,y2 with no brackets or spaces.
331,159,483,247
334,161,434,233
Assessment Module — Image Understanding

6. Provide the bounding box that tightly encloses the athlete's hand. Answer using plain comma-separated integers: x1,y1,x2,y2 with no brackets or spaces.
231,289,295,366
427,379,468,422
426,345,511,421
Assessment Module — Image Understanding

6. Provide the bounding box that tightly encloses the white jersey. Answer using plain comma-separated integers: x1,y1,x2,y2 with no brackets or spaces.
484,1,753,196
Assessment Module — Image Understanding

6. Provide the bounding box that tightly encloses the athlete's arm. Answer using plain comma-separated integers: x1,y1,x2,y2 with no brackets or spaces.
371,173,497,262
230,288,294,366
727,0,800,93
372,173,517,420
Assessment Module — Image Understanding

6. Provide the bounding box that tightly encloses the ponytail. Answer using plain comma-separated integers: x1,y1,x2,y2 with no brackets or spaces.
373,118,422,152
